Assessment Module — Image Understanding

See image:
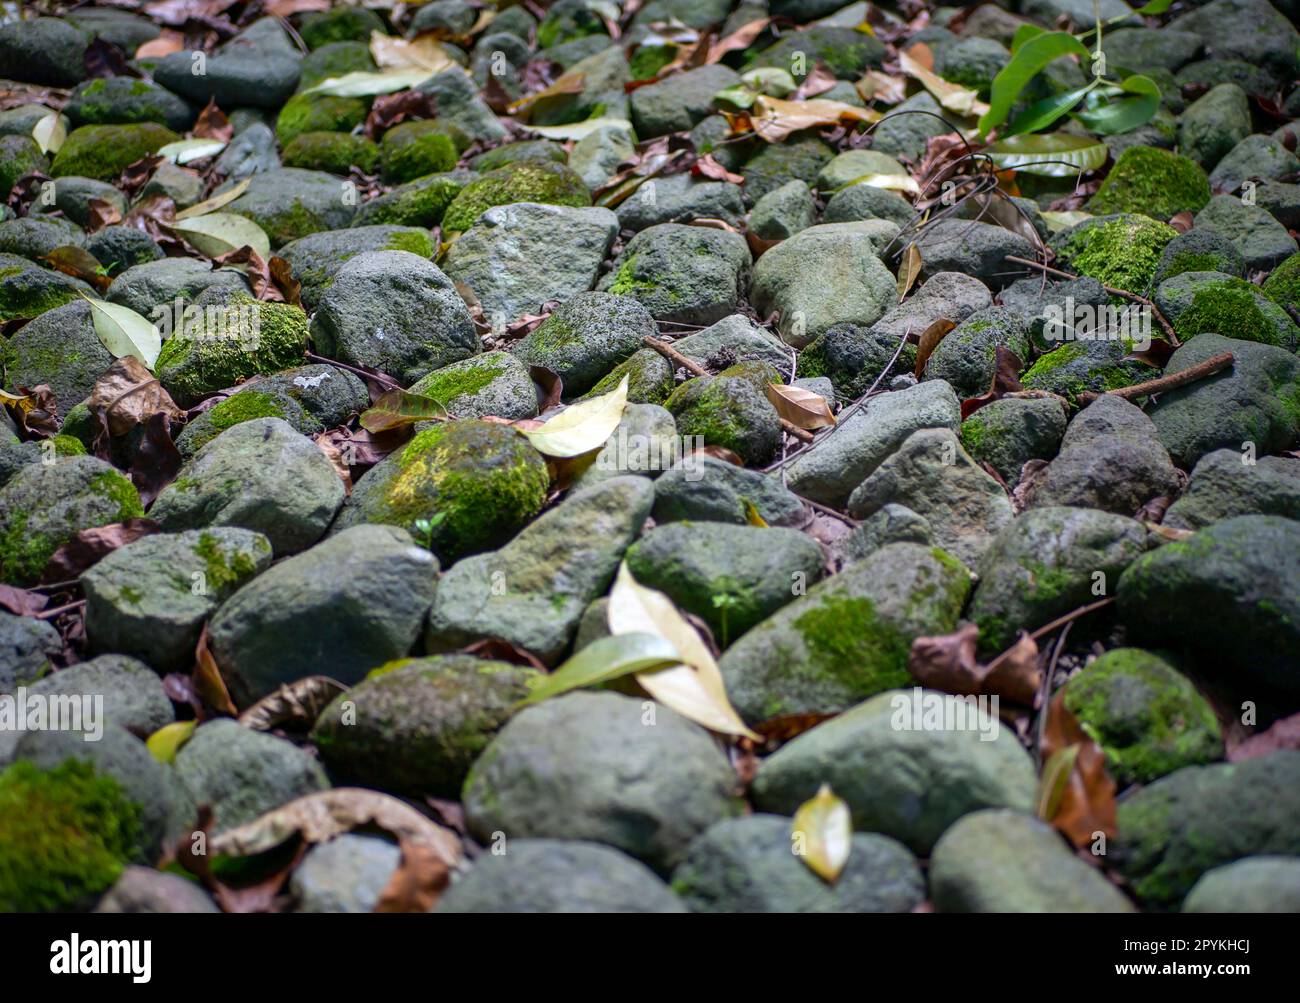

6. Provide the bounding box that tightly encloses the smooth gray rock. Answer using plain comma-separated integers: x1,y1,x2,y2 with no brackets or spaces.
290,834,400,913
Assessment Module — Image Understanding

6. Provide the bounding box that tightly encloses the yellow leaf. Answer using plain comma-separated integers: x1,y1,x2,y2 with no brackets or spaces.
369,29,455,73
519,374,628,458
31,111,67,154
792,783,852,883
749,96,881,143
146,720,196,764
508,70,586,116
898,48,990,119
765,383,836,430
839,172,920,195
743,500,769,527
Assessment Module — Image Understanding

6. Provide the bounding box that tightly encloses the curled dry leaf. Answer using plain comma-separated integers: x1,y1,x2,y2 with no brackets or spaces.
692,154,745,185
907,623,1041,707
359,387,450,432
746,96,882,143
40,518,161,583
192,98,233,142
1039,691,1117,850
88,355,184,437
237,676,348,733
134,28,186,59
268,255,302,306
705,16,771,63
792,784,852,883
364,89,440,140
899,44,990,118
373,840,452,913
146,720,196,765
127,411,181,507
0,584,49,617
912,317,955,377
10,384,59,437
896,242,923,301
508,70,586,116
174,176,251,220
529,366,564,412
765,382,835,430
41,245,111,293
194,624,238,717
369,30,456,74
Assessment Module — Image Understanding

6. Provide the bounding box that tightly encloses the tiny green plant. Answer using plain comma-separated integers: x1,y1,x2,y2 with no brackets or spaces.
412,511,447,551
711,591,743,648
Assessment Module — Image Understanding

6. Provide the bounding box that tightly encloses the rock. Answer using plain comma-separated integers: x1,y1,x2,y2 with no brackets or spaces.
1022,0,1138,28
1148,334,1300,469
1164,449,1300,530
332,420,549,562
213,123,279,182
923,307,1031,398
665,372,781,466
631,64,740,136
1209,134,1300,193
822,182,916,227
445,204,618,329
0,252,94,323
572,403,678,489
1025,396,1180,516
568,122,635,190
616,172,743,232
1051,213,1176,296
597,223,751,326
378,120,457,184
719,541,970,722
311,654,539,797
931,809,1135,913
915,219,1034,288
749,180,816,240
425,476,653,663
1155,270,1298,350
0,455,142,587
222,168,359,247
872,91,951,161
749,25,884,80
1178,83,1252,169
278,224,436,311
290,834,399,913
750,221,900,348
874,272,994,343
1087,146,1210,221
1,301,114,410
1019,338,1150,403
283,131,381,177
209,524,438,704
0,612,60,693
651,455,807,527
1118,515,1300,693
95,866,219,913
85,227,164,277
441,160,590,233
0,216,85,261
107,256,250,317
1257,181,1300,231
49,122,179,182
969,507,1146,655
1063,648,1222,787
353,172,466,229
815,150,907,193
65,76,194,132
152,41,300,111
0,136,46,201
1152,228,1244,285
626,523,825,645
1101,27,1202,72
82,528,271,672
297,39,376,91
413,66,507,145
1194,194,1298,272
670,314,793,373
671,814,923,914
438,839,687,913
300,5,384,48
309,251,478,387
407,350,539,421
847,428,1013,567
741,134,834,203
531,44,630,126
1183,857,1300,913
0,17,88,87
751,689,1037,855
1115,750,1300,909
1169,0,1299,84
786,379,961,507
462,691,741,874
959,396,1067,487
276,94,368,147
150,418,343,554
838,504,932,564
174,719,328,835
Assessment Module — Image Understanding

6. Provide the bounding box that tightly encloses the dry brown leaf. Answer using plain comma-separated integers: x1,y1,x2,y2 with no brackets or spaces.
41,518,160,583
899,44,990,118
912,317,956,378
748,96,881,143
706,17,771,63
373,840,451,913
88,356,185,437
40,245,111,293
1040,691,1117,849
765,382,835,430
960,346,1024,420
856,69,907,105
194,624,238,717
508,70,586,116
134,29,185,59
896,242,923,301
237,676,347,733
692,153,745,184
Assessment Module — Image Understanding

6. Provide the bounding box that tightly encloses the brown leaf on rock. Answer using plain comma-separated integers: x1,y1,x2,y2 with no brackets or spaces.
89,356,185,437
267,255,302,306
706,16,770,63
792,64,838,101
194,624,238,717
130,410,183,506
529,366,564,412
1039,691,1117,849
960,347,1024,420
263,0,329,15
41,246,112,293
692,154,745,185
10,384,60,437
509,70,586,117
238,676,348,733
983,631,1042,707
119,157,165,200
765,383,835,430
373,840,452,913
753,711,837,744
86,197,124,231
1123,338,1175,369
696,444,745,466
192,98,233,142
912,317,955,377
213,244,282,300
0,584,50,617
135,28,186,58
459,637,549,673
908,623,983,694
896,242,924,301
84,37,139,79
41,518,161,583
363,89,439,141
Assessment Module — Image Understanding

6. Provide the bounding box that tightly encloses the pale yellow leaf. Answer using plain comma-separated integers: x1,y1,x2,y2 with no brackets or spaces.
175,177,251,220
750,96,881,143
519,374,628,458
369,29,455,73
168,212,270,260
146,720,196,764
31,111,67,154
792,783,852,883
898,48,990,119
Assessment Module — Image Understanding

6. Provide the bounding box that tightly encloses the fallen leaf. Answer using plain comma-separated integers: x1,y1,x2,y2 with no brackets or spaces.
982,631,1042,707
302,68,436,99
752,712,836,743
960,346,1024,420
373,840,451,912
86,197,123,231
856,69,906,105
1229,712,1300,762
0,584,48,616
529,365,563,412
192,98,233,142
792,784,852,883
169,212,270,260
458,637,549,672
156,137,227,165
912,317,956,377
174,177,251,220
134,29,186,59
1040,691,1117,849
31,112,67,155
692,154,745,185
146,720,196,764
41,246,111,293
791,64,839,101
40,518,160,583
908,624,1041,706
363,89,439,140
238,677,348,733
84,37,138,79
899,45,990,118
128,410,182,506
520,632,682,706
83,295,162,369
370,30,457,74
10,384,59,437
743,500,769,527
765,383,835,430
519,375,628,457
88,356,184,437
359,387,450,432
508,69,586,116
706,17,770,63
194,624,238,717
268,255,301,305
748,95,882,143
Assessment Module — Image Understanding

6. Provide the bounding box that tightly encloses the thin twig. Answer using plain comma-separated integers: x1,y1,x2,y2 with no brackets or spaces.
35,599,85,620
1028,596,1114,642
790,492,861,527
304,352,402,390
1077,352,1233,404
1035,621,1073,766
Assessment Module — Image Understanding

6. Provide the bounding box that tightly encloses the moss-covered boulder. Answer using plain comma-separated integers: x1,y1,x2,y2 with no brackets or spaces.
352,171,467,228
335,420,549,561
513,291,656,397
717,543,972,724
1087,146,1211,221
281,130,380,175
311,654,540,797
106,256,250,317
84,226,165,277
1152,227,1244,285
582,348,675,406
297,39,376,90
1262,252,1300,317
666,374,781,467
1063,648,1222,787
747,25,885,81
441,160,591,232
959,396,1067,487
64,76,194,132
221,167,360,247
923,307,1032,398
379,120,458,184
50,123,179,182
0,16,89,88
0,760,142,912
0,135,47,200
1020,339,1152,403
275,92,369,146
0,255,95,324
0,455,143,586
1050,213,1177,296
407,351,539,421
299,4,385,49
1155,270,1299,350
278,224,436,310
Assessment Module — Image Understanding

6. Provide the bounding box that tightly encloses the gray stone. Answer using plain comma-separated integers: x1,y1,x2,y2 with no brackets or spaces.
0,17,88,88
0,301,114,412
1183,857,1300,913
871,91,950,161
107,257,250,317
1208,134,1300,193
278,224,435,311
1194,194,1297,271
959,396,1068,487
1164,449,1300,531
1256,181,1300,230
631,64,740,137
931,809,1135,913
1169,0,1299,84
616,172,744,232
823,182,916,227
512,291,655,396
221,168,359,248
651,456,807,527
1152,228,1244,285
815,150,908,193
1102,27,1201,73
671,314,793,374
572,403,678,489
65,76,194,132
1155,270,1298,351
95,866,219,913
36,177,127,228
85,227,164,276
0,611,60,694
839,504,932,563
153,38,300,110
999,275,1109,350
915,219,1035,288
0,215,85,258
407,350,538,421
740,134,834,203
924,307,1031,398
568,122,635,190
1178,83,1252,170
874,271,994,342
666,372,782,466
462,691,741,874
749,180,816,241
414,66,508,144
290,834,400,913
213,122,280,182
751,689,1037,855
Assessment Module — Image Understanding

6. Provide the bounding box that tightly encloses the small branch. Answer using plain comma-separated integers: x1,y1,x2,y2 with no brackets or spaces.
1028,596,1114,642
642,336,814,444
1005,255,1180,346
35,599,85,620
304,352,402,391
1077,352,1233,404
1034,621,1072,766
790,492,861,527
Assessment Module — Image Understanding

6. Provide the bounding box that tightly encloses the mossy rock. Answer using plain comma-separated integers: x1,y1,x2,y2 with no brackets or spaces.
64,76,195,132
0,759,142,912
50,123,179,182
175,389,288,458
311,654,540,797
275,93,369,146
797,323,917,400
923,307,1031,398
1154,270,1300,351
282,130,380,175
959,396,1067,488
742,134,835,204
1152,227,1244,285
1020,339,1153,403
0,254,93,323
299,5,386,50
537,0,607,49
582,348,675,406
1087,146,1211,221
1262,252,1300,317
513,291,657,397
469,140,566,172
1050,213,1177,297
1063,648,1222,788
353,172,467,228
1,299,113,412
441,160,591,232
297,39,376,91
666,374,781,467
221,167,360,247
278,224,437,310
0,135,47,200
84,226,164,277
379,120,459,184
747,25,886,81
407,350,538,422
335,419,549,562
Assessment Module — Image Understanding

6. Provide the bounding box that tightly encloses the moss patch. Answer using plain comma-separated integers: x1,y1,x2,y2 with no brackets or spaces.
441,160,591,232
1054,214,1177,297
50,123,179,182
1088,146,1211,221
282,131,380,175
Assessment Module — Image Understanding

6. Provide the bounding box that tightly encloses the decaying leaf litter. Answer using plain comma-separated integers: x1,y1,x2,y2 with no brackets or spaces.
1,0,1300,915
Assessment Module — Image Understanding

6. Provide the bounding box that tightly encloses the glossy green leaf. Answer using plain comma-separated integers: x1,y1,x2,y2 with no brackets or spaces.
1069,74,1159,136
83,295,162,369
979,30,1091,137
1010,23,1046,54
520,632,683,706
1135,0,1174,13
984,131,1108,177
1004,82,1096,137
359,387,450,432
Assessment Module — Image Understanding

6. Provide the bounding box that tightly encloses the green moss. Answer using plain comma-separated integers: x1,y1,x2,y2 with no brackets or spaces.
408,358,506,404
1263,253,1300,313
275,93,369,146
50,123,179,182
1174,276,1296,346
666,378,748,454
282,131,380,175
0,759,142,912
584,349,675,405
0,135,47,199
537,6,605,49
441,161,591,232
604,253,658,296
629,43,676,81
1088,146,1211,220
1056,215,1177,297
793,592,912,696
299,5,385,50
0,511,52,586
192,531,259,595
298,40,376,91
380,121,458,184
356,175,463,227
1163,251,1225,279
382,229,434,258
91,470,145,519
47,434,85,457
0,267,85,322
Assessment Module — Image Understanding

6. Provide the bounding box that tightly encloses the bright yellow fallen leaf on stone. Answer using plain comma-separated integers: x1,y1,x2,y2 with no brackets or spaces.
792,783,852,883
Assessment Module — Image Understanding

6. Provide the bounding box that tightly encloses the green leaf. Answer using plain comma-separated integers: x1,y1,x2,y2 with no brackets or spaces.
359,387,450,432
147,720,196,765
979,30,1091,137
168,212,270,260
301,68,432,98
83,295,162,369
1134,0,1174,13
520,632,683,706
1010,24,1046,54
740,66,797,97
174,177,252,220
714,84,758,109
1069,74,1159,136
1004,82,1095,137
984,131,1108,177
1037,744,1080,821
156,137,227,164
